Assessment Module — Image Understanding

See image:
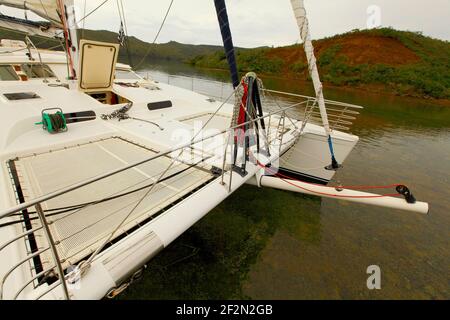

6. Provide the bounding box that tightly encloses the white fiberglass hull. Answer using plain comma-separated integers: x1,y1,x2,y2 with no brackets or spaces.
0,45,364,300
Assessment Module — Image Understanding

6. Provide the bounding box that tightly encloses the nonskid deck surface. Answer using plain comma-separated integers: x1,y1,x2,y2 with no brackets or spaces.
8,137,215,269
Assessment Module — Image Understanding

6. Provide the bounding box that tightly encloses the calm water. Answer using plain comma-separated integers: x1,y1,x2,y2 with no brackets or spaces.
122,62,450,300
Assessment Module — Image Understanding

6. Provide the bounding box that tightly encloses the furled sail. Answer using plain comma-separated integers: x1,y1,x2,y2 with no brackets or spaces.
214,0,240,88
0,0,62,27
290,0,340,169
0,14,61,37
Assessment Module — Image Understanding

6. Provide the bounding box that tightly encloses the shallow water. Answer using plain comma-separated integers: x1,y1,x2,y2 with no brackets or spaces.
121,62,449,300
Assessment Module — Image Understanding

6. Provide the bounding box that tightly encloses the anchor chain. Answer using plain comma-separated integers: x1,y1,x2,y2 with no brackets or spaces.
106,266,147,299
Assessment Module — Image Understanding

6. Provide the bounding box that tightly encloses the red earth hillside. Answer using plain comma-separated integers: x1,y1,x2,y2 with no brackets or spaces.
266,33,421,72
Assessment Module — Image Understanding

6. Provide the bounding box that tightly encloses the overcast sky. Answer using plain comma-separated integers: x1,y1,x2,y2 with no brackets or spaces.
1,0,449,47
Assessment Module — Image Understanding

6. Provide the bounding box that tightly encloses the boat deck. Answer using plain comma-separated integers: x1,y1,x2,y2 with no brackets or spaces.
8,137,215,269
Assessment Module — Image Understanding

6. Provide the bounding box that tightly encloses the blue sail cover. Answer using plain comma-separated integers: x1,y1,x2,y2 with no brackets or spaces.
214,0,239,88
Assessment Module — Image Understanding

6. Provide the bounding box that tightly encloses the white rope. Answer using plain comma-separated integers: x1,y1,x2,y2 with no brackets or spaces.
134,0,175,69
81,0,86,38
81,149,185,271
290,0,331,136
77,0,110,25
118,0,129,37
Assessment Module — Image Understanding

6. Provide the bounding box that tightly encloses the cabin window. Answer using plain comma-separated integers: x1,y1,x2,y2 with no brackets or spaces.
0,65,20,81
21,64,56,79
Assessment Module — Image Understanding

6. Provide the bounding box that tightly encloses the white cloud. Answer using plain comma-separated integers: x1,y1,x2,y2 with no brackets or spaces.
0,0,448,46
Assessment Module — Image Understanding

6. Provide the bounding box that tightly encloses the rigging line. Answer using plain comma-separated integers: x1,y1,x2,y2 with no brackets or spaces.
61,170,210,264
258,158,402,196
115,0,125,33
0,46,28,54
261,119,404,191
57,166,211,246
116,0,124,30
44,42,65,51
118,0,129,36
77,0,110,25
1,158,209,229
0,35,63,54
134,0,174,69
0,25,59,44
82,147,186,269
246,112,402,193
48,158,199,224
256,159,401,199
191,86,239,144
38,0,50,18
8,161,192,220
1,104,303,221
127,117,164,131
120,0,133,67
57,0,75,78
265,91,299,129
116,0,133,67
253,118,404,191
81,0,87,39
57,196,144,244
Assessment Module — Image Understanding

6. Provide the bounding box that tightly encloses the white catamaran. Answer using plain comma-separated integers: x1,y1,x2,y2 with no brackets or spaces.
0,0,428,300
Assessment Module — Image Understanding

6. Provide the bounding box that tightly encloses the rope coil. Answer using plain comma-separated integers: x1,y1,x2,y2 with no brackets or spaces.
257,160,404,199
35,108,67,133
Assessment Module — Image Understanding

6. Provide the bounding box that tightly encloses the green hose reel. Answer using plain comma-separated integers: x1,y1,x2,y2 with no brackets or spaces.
35,108,68,134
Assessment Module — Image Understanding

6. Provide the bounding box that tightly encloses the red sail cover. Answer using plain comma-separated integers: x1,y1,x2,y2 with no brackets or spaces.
235,80,248,145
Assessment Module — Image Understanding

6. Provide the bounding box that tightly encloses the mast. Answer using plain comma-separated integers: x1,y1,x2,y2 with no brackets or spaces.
0,1,78,81
64,0,79,80
290,0,340,169
214,0,239,88
57,0,78,81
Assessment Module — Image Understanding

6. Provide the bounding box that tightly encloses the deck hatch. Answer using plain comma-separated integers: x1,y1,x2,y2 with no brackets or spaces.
3,92,41,101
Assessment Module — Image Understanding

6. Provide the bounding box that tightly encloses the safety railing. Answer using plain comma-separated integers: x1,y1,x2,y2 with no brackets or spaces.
169,74,234,101
146,73,234,102
0,201,68,300
153,74,363,132
0,98,303,300
263,89,363,133
0,72,362,299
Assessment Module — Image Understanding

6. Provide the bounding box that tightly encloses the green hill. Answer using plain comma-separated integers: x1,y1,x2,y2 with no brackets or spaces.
0,28,223,65
190,28,450,100
1,27,448,100
79,29,224,64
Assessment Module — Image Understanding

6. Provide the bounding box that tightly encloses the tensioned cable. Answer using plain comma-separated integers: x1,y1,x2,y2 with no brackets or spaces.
0,158,208,229
0,34,64,54
4,88,238,227
80,82,234,268
117,0,129,38
134,0,175,69
81,148,186,268
0,25,60,53
77,0,110,25
259,162,402,199
235,91,405,195
116,0,133,67
81,0,87,39
39,0,50,18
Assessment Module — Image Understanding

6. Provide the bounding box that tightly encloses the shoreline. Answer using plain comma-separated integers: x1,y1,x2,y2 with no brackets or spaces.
186,65,450,107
